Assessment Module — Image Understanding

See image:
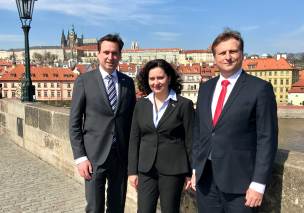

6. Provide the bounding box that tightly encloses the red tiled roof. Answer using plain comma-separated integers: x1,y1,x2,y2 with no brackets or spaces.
118,63,136,73
288,88,304,93
289,79,304,93
0,64,77,82
242,58,293,70
122,48,181,53
74,64,88,74
177,64,216,77
181,49,211,54
76,45,98,51
292,79,304,87
0,60,12,66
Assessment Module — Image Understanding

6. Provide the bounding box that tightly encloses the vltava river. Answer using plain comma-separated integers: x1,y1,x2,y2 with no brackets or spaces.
278,118,304,152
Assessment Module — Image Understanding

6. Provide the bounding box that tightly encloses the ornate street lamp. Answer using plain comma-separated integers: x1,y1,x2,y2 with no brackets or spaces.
16,0,37,102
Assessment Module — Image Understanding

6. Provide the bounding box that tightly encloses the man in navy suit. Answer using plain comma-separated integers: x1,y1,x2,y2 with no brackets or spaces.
191,29,278,212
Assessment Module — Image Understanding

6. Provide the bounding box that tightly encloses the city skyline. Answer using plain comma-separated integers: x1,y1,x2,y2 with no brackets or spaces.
0,0,303,54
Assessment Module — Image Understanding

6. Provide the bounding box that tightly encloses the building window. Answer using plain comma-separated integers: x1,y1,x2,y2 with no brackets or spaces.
280,88,283,92
12,91,16,97
44,90,48,97
274,79,277,85
3,83,7,88
286,79,289,85
51,91,55,97
37,91,41,97
248,64,256,69
51,83,54,88
57,83,60,88
57,91,61,97
67,83,71,88
67,90,71,97
38,83,41,88
281,79,284,84
11,83,15,88
44,83,47,88
4,91,7,97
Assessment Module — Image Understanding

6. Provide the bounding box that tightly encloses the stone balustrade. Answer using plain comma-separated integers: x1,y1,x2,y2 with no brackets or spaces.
0,99,303,212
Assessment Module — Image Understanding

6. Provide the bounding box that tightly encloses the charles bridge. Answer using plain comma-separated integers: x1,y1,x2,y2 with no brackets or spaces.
0,98,303,212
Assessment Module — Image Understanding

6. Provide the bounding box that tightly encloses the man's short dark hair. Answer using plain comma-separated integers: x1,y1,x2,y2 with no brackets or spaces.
211,28,244,56
97,34,124,53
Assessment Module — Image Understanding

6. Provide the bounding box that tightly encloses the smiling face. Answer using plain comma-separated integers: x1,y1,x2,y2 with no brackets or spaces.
97,40,121,74
148,67,170,96
214,38,244,78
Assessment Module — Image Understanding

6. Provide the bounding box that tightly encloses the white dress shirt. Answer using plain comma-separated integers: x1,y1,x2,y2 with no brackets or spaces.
75,66,119,165
145,89,177,127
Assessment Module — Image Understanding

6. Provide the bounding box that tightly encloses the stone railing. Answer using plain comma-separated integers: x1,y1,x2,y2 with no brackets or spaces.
0,99,303,212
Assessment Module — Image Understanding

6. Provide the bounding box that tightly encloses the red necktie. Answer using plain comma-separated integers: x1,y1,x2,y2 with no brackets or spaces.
213,80,230,126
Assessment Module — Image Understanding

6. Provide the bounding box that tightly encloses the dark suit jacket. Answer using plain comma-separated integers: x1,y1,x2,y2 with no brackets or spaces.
192,71,278,194
128,95,194,176
69,69,136,169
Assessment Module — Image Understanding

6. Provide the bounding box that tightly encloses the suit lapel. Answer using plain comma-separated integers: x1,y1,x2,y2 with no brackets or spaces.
216,71,247,125
116,72,126,114
208,77,219,129
94,69,113,113
157,98,178,129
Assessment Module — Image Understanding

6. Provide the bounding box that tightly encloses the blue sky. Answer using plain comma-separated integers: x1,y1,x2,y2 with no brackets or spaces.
0,0,303,54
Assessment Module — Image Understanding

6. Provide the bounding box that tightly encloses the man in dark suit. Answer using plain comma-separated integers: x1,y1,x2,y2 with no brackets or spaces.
191,29,278,213
69,34,136,213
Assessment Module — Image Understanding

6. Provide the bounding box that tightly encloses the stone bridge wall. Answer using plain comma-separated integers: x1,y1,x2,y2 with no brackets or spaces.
0,99,303,212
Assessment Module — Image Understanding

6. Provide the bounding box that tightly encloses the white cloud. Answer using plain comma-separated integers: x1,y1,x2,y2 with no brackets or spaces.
283,25,304,37
0,0,16,11
0,0,171,25
0,34,23,42
153,32,181,41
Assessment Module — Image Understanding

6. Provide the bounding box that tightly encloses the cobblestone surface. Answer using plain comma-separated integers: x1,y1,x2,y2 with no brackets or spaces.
0,137,86,213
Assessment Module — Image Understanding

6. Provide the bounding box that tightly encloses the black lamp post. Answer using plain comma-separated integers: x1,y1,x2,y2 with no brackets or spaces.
16,0,37,102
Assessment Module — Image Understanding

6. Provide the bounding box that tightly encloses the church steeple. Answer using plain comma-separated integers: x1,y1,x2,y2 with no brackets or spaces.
61,30,67,48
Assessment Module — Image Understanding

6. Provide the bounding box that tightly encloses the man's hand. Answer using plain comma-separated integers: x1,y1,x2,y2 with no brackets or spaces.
128,175,138,190
184,177,192,190
77,160,93,180
245,188,263,207
190,173,196,191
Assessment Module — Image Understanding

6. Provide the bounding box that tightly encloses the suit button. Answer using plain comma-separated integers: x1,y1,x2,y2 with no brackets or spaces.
212,132,215,136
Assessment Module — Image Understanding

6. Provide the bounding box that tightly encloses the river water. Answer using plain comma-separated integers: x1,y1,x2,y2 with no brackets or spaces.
278,118,304,152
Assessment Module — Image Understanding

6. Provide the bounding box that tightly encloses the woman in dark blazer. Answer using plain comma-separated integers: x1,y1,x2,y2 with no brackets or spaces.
128,59,194,213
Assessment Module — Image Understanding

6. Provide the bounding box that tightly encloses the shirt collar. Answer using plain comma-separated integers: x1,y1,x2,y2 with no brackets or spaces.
145,89,177,103
99,65,118,80
219,68,242,86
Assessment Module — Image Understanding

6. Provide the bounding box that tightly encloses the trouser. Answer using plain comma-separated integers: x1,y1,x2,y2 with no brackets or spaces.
85,147,127,213
196,160,258,213
137,166,185,213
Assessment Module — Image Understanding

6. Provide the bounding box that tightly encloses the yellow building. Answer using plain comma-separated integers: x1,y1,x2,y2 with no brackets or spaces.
214,57,299,104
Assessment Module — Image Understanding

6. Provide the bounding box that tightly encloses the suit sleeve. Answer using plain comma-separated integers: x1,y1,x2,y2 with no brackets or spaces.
253,82,278,184
183,99,195,173
69,76,87,159
192,83,203,170
128,102,141,175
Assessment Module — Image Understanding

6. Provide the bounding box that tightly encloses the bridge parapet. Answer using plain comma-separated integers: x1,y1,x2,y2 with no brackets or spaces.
0,99,303,212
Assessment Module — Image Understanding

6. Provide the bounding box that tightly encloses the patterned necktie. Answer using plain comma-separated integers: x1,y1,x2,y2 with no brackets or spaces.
106,74,117,111
106,74,117,144
213,80,230,126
